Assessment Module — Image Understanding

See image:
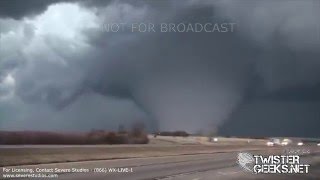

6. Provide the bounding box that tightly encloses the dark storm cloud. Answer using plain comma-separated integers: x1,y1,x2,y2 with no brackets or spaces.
0,0,143,19
214,0,320,137
0,0,69,19
0,0,156,131
84,0,320,133
69,3,261,132
0,0,319,136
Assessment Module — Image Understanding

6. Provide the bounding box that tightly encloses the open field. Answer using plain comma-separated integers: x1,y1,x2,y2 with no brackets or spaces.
150,135,269,145
1,136,320,179
1,145,320,180
0,144,270,167
0,135,272,167
1,135,318,168
0,130,148,145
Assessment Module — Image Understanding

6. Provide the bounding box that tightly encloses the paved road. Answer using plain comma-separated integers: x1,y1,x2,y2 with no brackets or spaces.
3,146,320,180
57,148,320,180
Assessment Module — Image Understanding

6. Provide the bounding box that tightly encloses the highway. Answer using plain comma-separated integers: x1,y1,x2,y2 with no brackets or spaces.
4,146,319,180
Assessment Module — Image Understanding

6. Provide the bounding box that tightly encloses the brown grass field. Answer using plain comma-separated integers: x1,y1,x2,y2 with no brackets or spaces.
0,130,148,145
0,131,271,167
0,144,270,167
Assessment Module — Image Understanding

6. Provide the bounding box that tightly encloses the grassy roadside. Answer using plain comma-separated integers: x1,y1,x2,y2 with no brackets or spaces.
0,144,268,167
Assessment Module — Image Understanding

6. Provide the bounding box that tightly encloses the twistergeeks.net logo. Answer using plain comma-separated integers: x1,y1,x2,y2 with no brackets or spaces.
237,152,255,172
237,152,310,174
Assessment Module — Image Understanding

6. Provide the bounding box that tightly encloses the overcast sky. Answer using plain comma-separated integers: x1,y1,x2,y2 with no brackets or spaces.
0,0,319,137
